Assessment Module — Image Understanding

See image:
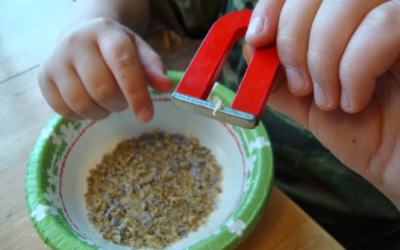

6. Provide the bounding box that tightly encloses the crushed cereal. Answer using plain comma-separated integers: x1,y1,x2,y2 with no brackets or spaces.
85,131,222,249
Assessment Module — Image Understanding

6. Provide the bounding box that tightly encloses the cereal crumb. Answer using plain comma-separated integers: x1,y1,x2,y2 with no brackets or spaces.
213,98,223,116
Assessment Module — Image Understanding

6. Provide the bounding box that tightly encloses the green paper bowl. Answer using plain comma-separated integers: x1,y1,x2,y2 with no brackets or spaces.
26,71,274,250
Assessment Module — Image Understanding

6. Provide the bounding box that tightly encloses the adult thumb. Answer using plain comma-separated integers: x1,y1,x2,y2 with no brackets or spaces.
245,0,286,47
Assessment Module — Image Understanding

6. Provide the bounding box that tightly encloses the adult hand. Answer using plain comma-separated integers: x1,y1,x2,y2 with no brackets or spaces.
244,0,400,209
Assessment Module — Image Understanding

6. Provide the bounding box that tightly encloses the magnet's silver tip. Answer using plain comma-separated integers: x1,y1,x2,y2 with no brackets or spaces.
171,92,257,129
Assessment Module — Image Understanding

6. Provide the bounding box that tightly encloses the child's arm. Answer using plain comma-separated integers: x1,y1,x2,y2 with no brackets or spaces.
38,0,172,122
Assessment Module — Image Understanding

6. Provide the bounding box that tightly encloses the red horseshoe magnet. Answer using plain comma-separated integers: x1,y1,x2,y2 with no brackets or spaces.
171,10,280,129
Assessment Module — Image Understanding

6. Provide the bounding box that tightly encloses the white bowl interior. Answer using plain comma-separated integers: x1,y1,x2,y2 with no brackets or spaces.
60,97,247,249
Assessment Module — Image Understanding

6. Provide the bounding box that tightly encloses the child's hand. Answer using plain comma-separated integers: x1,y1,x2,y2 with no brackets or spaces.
244,0,400,209
38,18,173,123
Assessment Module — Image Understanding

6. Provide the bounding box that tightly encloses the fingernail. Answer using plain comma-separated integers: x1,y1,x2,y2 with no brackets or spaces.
138,105,153,123
247,16,265,37
286,67,306,91
341,90,351,111
313,83,331,108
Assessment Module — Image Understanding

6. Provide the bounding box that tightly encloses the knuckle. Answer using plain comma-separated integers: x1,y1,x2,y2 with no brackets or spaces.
92,82,118,103
307,49,325,73
94,17,116,29
98,28,138,71
114,51,137,71
71,98,93,115
277,32,302,48
339,59,357,84
366,3,400,29
277,33,305,67
41,56,57,76
63,32,79,48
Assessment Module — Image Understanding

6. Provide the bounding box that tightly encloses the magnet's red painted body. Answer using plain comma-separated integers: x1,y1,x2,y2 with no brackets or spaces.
175,10,280,122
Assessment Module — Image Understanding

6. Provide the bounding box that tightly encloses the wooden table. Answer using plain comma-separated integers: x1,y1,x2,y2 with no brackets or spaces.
0,1,343,249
